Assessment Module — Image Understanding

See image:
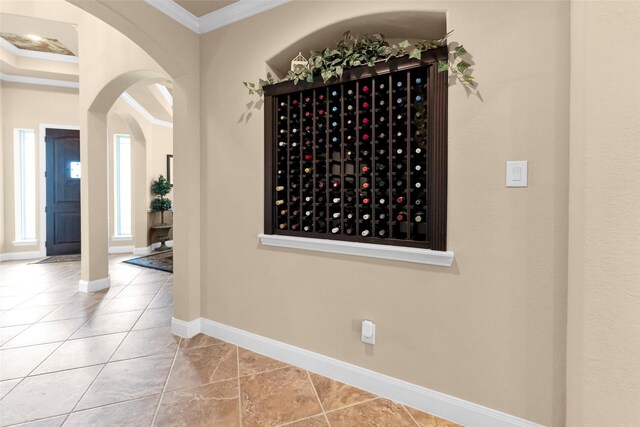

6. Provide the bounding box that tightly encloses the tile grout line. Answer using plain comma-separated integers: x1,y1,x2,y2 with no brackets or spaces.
150,336,182,426
323,396,381,416
305,370,331,426
237,345,242,427
402,404,422,427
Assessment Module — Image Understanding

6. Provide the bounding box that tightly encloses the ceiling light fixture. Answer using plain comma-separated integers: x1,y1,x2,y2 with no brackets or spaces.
26,34,43,42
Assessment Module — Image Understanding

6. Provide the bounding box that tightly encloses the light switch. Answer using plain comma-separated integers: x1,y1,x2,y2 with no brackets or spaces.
506,161,528,188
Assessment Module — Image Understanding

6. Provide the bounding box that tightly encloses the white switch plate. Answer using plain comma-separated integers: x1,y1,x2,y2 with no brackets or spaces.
506,161,528,187
361,319,375,345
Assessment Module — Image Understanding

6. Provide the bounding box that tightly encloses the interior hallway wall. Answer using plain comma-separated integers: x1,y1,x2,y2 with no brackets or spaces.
0,82,79,254
199,1,570,425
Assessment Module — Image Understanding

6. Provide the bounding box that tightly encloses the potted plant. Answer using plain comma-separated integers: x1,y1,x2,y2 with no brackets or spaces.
150,174,173,251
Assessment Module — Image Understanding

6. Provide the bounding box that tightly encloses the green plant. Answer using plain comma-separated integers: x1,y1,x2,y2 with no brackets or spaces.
150,174,172,224
243,31,476,96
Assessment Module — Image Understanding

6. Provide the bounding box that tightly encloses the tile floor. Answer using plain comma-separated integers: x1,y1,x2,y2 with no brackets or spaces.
0,255,460,426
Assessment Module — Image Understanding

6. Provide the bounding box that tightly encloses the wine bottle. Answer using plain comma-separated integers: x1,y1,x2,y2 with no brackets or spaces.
362,134,370,141
291,196,300,202
379,83,385,89
378,148,386,156
304,167,312,174
396,97,405,105
331,226,341,234
379,100,386,107
303,225,312,232
332,136,339,142
362,102,370,109
361,229,370,237
331,90,338,96
379,116,386,123
378,198,386,205
291,209,300,216
375,164,387,172
378,133,386,139
318,94,325,100
378,229,387,237
280,115,287,120
347,89,354,96
395,163,405,171
292,128,298,134
378,213,387,220
279,223,287,229
414,211,425,223
332,121,338,127
332,106,338,112
347,105,354,111
362,213,371,220
304,154,313,161
305,210,312,217
332,197,341,203
415,147,423,154
318,109,325,115
278,141,286,147
414,77,423,86
305,97,311,103
396,148,403,154
275,200,284,205
279,129,286,134
305,112,311,118
361,165,370,173
276,186,285,191
396,211,407,221
346,212,354,220
362,182,370,189
362,85,370,94
415,165,422,171
415,182,422,188
415,95,423,103
291,223,300,230
396,81,403,88
396,196,405,204
345,225,354,235
280,102,286,107
361,150,370,157
305,196,313,202
280,209,287,215
362,198,370,205
293,99,299,105
332,212,341,219
414,198,424,206
362,117,370,125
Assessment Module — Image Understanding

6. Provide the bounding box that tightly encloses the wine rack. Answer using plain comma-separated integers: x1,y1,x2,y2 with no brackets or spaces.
264,47,448,250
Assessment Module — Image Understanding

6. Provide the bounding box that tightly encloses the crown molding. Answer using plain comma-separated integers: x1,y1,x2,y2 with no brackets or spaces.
0,72,79,89
143,0,200,32
144,0,292,34
155,83,173,106
199,0,293,33
121,92,173,128
0,38,79,64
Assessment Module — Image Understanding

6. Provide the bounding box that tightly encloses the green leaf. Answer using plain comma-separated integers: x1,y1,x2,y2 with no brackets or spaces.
456,60,471,72
306,75,314,83
438,60,449,72
409,48,422,60
335,66,344,78
293,78,299,85
454,45,467,56
398,40,411,50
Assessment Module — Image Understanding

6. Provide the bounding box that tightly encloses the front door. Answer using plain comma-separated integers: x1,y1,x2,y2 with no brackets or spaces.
46,129,81,255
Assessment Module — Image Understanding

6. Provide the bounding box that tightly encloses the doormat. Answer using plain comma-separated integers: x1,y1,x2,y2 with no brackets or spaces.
123,250,173,273
33,254,81,264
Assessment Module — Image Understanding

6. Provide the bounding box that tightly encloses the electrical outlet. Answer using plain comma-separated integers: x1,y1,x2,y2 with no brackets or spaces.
361,319,375,345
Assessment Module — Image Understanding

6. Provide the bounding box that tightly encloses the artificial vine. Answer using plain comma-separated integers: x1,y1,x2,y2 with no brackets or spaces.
243,31,475,97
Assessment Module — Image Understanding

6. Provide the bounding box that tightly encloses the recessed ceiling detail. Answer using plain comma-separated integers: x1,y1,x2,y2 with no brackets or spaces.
0,32,75,56
174,0,237,17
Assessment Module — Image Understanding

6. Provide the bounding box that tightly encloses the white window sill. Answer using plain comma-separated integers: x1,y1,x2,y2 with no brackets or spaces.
257,234,454,267
12,239,38,246
112,235,133,241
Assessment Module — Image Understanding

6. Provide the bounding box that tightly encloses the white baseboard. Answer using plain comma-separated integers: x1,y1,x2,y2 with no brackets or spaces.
79,276,111,293
171,317,201,338
134,240,173,255
171,317,543,427
109,246,134,254
0,251,43,262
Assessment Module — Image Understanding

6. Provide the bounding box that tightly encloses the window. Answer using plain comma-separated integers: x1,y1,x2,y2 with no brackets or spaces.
14,129,37,243
114,134,132,237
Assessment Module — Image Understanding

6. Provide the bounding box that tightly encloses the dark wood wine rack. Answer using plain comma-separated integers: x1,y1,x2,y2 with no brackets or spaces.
264,47,448,251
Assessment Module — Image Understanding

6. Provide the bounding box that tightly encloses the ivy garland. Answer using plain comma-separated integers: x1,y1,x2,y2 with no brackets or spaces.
243,31,475,97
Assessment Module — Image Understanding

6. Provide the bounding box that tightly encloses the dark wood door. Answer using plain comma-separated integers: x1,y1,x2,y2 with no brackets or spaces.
46,129,81,255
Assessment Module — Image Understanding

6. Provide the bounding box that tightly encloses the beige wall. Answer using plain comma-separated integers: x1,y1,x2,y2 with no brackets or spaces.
200,1,569,425
0,80,172,255
567,1,640,426
0,82,79,254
